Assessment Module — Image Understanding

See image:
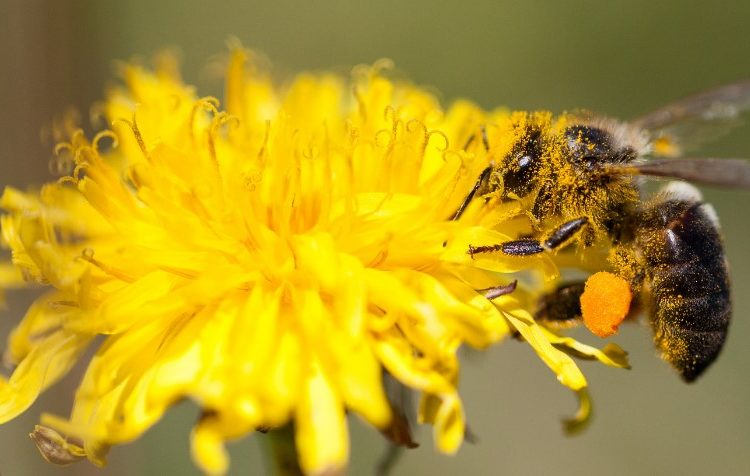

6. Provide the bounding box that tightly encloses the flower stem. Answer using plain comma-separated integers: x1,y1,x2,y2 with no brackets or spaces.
266,425,303,476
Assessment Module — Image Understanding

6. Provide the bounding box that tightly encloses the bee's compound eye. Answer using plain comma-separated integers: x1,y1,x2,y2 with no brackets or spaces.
502,131,542,197
565,125,612,160
517,155,533,168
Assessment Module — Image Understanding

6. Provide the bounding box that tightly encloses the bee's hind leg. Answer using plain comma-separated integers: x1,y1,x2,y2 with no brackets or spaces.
468,217,589,257
536,281,586,325
498,281,586,341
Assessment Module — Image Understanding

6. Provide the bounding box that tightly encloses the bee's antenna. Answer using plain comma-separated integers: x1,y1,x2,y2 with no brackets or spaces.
481,124,490,152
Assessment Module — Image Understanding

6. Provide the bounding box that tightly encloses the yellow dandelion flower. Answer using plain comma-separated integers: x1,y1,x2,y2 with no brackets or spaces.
0,48,628,475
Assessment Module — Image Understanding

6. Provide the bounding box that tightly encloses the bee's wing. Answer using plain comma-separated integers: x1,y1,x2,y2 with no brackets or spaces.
631,79,750,156
618,158,750,189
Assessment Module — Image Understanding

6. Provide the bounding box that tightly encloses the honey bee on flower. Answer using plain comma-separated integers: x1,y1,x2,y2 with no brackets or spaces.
0,47,747,475
454,80,750,381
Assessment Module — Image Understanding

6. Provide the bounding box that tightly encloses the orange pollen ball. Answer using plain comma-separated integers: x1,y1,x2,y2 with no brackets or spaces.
580,271,633,338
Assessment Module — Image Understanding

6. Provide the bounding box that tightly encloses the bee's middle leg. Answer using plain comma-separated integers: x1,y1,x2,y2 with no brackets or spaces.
468,217,589,257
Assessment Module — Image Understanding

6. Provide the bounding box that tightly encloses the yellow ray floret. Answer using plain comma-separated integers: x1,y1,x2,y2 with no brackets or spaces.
0,48,628,475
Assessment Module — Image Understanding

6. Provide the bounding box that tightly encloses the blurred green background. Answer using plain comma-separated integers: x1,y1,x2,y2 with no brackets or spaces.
1,1,749,475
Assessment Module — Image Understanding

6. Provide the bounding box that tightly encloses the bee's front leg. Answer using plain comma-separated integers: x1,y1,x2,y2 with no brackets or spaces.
451,165,493,221
452,125,495,221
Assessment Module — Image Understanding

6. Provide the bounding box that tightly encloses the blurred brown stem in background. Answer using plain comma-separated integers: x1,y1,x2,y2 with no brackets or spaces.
0,1,112,475
265,425,303,476
0,0,105,187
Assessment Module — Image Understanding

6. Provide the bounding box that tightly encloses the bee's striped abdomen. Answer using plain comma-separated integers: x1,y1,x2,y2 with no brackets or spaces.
637,188,731,382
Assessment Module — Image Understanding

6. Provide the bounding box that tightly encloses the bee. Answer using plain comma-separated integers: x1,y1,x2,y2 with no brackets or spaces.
456,80,750,382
